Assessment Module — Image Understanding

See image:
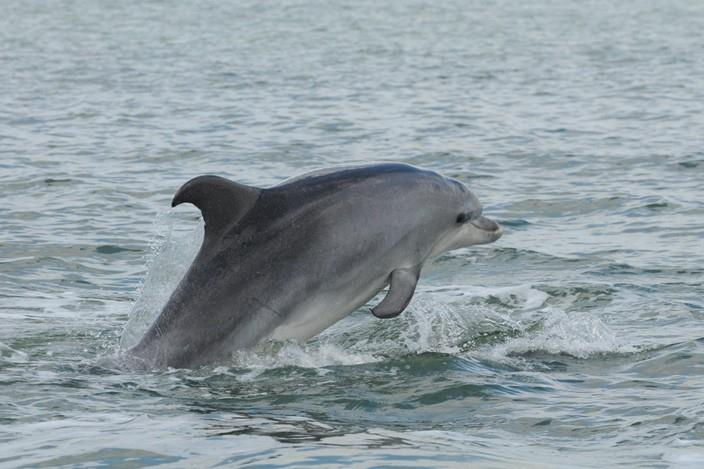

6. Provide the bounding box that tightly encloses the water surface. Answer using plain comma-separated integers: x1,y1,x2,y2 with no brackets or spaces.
2,0,703,467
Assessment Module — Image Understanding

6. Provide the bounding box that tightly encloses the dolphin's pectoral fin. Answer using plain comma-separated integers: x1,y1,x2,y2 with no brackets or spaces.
371,267,420,319
171,175,261,236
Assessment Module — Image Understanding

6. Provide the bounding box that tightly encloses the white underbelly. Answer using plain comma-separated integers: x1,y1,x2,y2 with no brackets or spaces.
266,281,385,342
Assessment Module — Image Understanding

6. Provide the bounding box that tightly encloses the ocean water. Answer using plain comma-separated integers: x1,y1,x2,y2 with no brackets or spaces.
1,0,703,467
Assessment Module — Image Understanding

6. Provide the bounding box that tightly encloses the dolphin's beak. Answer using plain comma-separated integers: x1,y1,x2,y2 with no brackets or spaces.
471,216,503,241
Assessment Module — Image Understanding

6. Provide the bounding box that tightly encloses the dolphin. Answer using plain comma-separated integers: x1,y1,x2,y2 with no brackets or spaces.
128,163,502,368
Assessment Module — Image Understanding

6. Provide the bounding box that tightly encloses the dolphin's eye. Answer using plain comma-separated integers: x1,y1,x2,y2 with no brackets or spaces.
457,209,482,223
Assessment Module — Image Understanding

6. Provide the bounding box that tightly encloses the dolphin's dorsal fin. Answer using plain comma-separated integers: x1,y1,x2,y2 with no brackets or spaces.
171,175,260,236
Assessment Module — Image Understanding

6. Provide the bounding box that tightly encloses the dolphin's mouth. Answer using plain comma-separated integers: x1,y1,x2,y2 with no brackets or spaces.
471,216,503,238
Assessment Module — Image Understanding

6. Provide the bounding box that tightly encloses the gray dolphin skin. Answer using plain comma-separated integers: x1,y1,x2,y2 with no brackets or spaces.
128,164,502,368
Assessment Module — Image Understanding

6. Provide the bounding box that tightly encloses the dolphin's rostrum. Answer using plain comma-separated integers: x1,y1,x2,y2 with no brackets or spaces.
128,164,502,368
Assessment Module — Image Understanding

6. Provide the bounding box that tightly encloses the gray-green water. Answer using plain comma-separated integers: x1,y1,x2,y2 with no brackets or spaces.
2,0,703,467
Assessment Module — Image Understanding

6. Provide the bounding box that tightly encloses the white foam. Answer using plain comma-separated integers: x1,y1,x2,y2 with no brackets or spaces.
485,307,632,360
378,285,548,356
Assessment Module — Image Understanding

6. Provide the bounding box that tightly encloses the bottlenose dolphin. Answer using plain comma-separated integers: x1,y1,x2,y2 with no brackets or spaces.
128,164,502,368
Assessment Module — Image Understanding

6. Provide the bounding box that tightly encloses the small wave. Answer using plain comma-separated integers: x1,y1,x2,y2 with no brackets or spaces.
677,159,703,170
458,284,549,310
481,246,585,266
95,245,141,255
540,284,616,311
485,307,635,360
0,342,29,363
621,196,677,217
624,338,704,378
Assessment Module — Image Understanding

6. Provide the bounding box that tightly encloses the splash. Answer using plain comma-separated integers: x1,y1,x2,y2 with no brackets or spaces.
119,211,203,350
226,284,552,371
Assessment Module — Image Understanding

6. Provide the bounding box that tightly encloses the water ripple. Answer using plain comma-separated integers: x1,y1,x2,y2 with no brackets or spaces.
2,0,704,466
